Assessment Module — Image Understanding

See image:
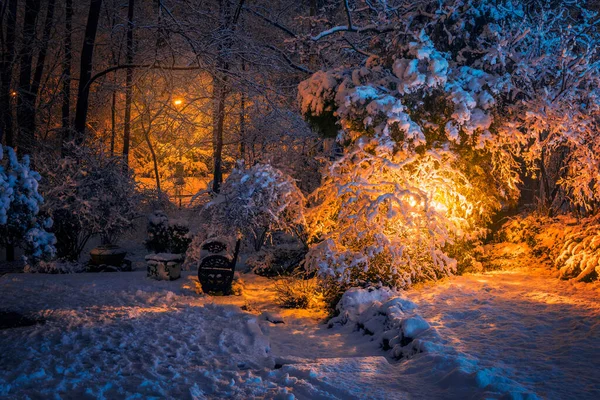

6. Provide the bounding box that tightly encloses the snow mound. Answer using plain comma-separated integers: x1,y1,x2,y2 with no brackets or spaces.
331,286,539,399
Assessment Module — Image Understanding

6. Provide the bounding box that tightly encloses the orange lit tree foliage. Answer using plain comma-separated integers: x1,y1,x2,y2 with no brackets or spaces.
299,1,600,293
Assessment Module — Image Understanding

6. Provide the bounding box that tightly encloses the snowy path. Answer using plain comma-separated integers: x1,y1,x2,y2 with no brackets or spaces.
1,268,599,399
0,271,457,399
405,268,600,399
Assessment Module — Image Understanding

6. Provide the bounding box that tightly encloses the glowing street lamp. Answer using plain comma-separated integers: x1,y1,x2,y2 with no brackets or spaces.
173,98,183,106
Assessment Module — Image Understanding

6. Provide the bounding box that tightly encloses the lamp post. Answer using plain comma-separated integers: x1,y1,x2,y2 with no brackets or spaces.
174,161,185,208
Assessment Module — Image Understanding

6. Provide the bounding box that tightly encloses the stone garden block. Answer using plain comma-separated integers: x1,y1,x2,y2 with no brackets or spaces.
146,253,183,280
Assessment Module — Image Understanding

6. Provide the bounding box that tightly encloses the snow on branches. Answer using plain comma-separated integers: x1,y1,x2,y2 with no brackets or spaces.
301,0,600,212
304,139,490,291
298,0,600,290
0,146,56,261
205,162,306,251
41,145,141,260
499,214,600,282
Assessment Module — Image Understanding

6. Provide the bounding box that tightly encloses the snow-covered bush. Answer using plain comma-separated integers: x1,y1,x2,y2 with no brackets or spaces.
246,244,307,276
169,218,192,254
300,0,600,215
299,0,600,292
0,146,56,261
205,162,306,251
496,213,600,281
182,231,207,270
554,215,600,281
497,214,550,248
304,142,491,294
24,259,86,274
245,250,276,274
41,145,141,261
145,211,190,254
145,210,171,253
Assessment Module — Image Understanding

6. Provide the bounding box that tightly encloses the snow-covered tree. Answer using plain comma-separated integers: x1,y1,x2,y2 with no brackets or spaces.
0,146,56,261
300,0,600,213
41,145,142,260
205,162,306,251
299,0,600,290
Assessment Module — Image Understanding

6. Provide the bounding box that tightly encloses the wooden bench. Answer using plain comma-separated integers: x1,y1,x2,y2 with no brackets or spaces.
198,238,241,295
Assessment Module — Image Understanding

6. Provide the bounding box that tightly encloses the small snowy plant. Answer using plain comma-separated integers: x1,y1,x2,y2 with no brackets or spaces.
169,218,192,254
0,146,56,262
41,145,141,260
205,162,306,251
145,210,171,253
146,211,192,255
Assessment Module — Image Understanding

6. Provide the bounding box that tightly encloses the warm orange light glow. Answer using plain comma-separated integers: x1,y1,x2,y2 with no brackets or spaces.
173,98,183,106
10,91,17,97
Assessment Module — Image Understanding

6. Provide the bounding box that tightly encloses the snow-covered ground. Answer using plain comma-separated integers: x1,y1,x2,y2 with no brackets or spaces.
1,267,599,399
405,268,600,400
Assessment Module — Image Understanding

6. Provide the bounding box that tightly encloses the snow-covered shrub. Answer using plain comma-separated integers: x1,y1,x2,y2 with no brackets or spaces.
304,142,491,294
298,0,600,293
246,244,307,276
497,214,550,248
554,215,600,281
245,250,276,275
145,210,192,255
182,231,207,270
274,274,322,309
0,146,56,261
41,145,141,260
496,213,600,281
145,210,170,253
168,218,191,254
205,162,306,251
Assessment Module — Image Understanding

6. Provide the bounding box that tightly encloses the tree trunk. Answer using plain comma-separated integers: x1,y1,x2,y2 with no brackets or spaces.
539,149,552,213
109,0,118,157
22,0,56,157
0,0,17,147
31,0,56,99
110,90,116,156
239,90,245,161
145,132,161,194
16,0,41,156
0,0,18,259
61,0,73,154
73,0,103,143
212,79,227,193
211,0,233,193
122,0,135,167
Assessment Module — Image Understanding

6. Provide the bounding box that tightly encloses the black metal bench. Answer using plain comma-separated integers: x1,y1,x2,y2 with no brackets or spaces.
198,238,241,295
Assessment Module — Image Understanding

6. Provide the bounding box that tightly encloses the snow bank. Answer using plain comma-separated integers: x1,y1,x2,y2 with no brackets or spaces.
331,287,539,399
